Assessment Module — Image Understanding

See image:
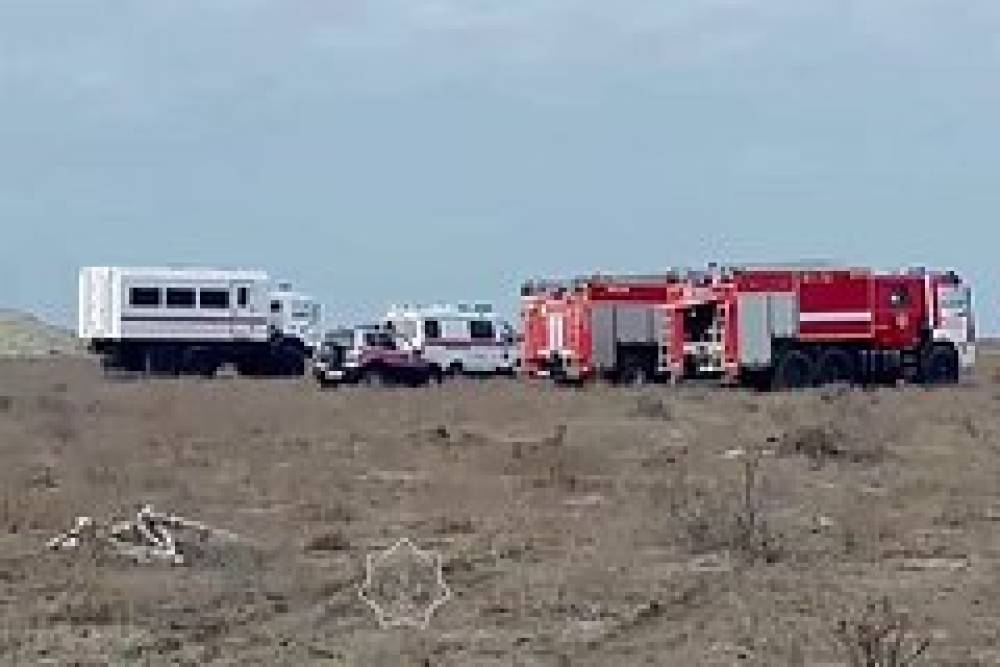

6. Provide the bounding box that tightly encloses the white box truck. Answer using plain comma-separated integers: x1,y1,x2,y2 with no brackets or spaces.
78,266,319,376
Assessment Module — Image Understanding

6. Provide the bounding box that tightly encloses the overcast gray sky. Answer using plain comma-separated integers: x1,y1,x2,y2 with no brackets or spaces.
1,1,997,330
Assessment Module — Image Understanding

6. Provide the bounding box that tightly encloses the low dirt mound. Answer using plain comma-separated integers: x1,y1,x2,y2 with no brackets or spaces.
0,310,82,358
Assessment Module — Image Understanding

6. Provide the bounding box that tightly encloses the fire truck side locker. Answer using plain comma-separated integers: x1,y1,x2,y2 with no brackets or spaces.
590,303,662,382
735,292,799,372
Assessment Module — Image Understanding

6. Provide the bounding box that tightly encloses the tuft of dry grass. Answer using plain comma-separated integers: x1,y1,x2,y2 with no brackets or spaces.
835,596,932,666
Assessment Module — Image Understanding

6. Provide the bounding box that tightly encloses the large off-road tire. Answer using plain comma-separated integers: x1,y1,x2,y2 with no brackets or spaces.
921,345,959,385
816,349,855,386
408,371,432,388
773,349,816,390
182,348,219,378
146,347,180,377
619,363,651,387
273,343,306,377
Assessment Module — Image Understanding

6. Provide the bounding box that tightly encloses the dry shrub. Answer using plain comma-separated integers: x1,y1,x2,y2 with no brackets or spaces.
304,530,351,553
775,394,890,467
835,596,931,666
779,424,884,466
671,452,786,564
634,394,673,421
503,424,568,487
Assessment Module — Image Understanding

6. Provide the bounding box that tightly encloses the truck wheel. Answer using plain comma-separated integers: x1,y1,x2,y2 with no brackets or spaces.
817,349,855,386
773,349,816,390
448,362,464,378
147,347,179,377
921,345,959,385
363,368,386,388
274,343,305,376
620,364,650,386
237,358,261,377
286,355,305,377
182,349,218,378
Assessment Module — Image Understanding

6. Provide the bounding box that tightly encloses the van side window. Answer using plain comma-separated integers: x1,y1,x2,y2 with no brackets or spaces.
200,289,230,309
424,319,440,339
470,320,495,340
238,287,249,308
129,287,160,307
166,288,196,308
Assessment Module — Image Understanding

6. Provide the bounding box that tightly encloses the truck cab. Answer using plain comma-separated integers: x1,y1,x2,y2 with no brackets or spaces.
268,282,322,354
931,273,976,374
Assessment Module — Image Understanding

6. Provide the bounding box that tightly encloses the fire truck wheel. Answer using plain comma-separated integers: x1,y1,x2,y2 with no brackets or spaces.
922,345,959,384
817,349,855,386
620,364,651,386
774,349,816,390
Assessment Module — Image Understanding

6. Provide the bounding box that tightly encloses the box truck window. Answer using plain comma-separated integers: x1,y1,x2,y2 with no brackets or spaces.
129,288,160,307
166,288,196,308
200,289,230,309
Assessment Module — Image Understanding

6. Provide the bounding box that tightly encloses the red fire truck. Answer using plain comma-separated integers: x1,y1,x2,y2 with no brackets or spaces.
520,273,687,383
521,265,976,388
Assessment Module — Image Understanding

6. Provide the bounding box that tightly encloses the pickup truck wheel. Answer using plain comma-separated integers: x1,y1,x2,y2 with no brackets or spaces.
363,368,386,388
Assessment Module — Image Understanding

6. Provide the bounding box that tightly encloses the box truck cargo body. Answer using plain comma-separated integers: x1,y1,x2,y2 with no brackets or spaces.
79,267,312,376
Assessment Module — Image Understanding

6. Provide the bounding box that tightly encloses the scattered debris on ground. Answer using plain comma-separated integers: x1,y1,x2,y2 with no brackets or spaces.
47,504,242,565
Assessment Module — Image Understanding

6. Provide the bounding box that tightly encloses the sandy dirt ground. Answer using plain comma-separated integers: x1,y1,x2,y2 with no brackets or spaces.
1,352,999,665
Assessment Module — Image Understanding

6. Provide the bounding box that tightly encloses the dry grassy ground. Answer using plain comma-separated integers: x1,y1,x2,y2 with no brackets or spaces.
1,352,999,665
